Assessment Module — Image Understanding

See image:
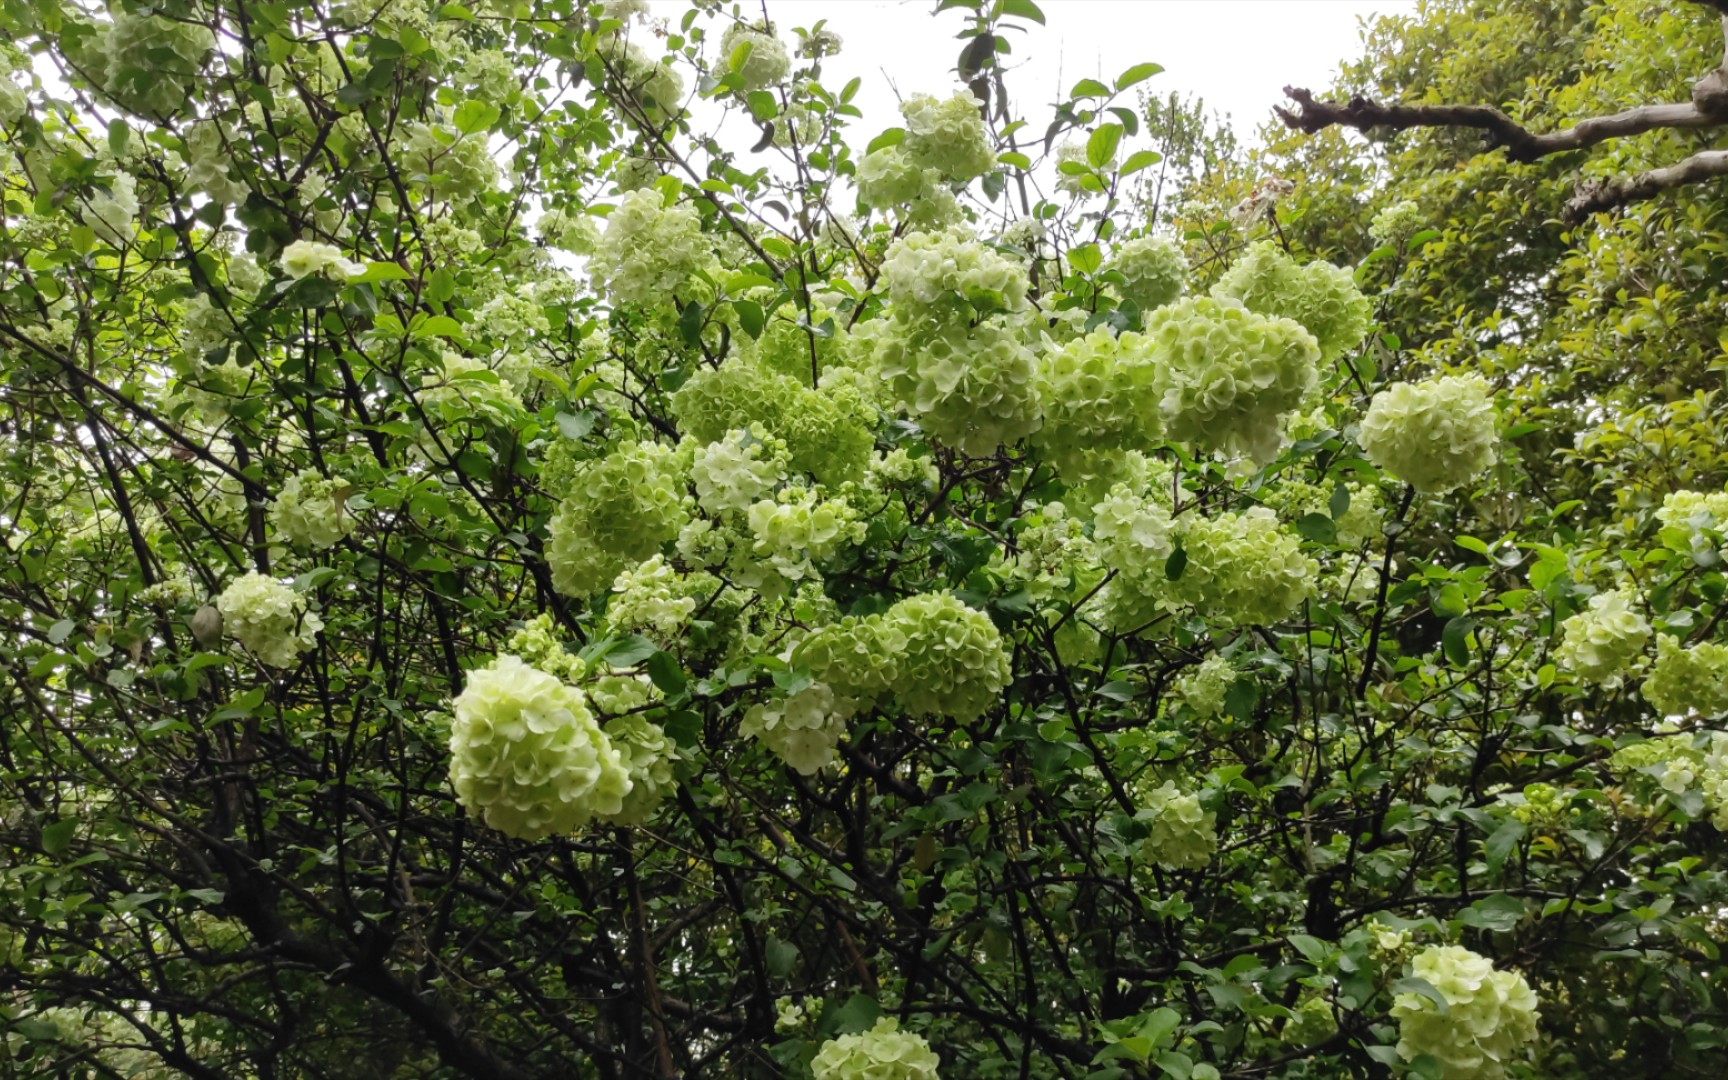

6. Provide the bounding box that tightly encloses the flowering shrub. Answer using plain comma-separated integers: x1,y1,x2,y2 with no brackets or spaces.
1556,589,1650,686
216,572,323,669
1359,374,1500,493
271,470,356,550
811,1017,941,1079
1137,781,1217,870
1212,241,1372,362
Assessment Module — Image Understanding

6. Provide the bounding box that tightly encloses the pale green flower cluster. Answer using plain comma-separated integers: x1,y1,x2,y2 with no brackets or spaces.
1699,735,1728,831
136,575,197,610
671,358,872,485
82,172,137,246
402,121,500,203
719,22,790,90
538,207,602,254
546,440,688,597
504,614,583,681
874,318,1039,457
741,680,854,774
101,9,214,116
855,148,960,226
1032,327,1159,471
1283,995,1337,1046
1143,296,1321,464
1172,655,1236,719
448,655,631,839
182,122,247,206
879,229,1029,314
1505,782,1580,833
180,293,231,361
900,92,994,181
811,1017,941,1080
591,189,710,307
1370,200,1426,248
1555,589,1650,686
605,555,707,640
690,427,789,515
1391,945,1540,1080
1110,235,1187,313
272,469,356,550
1359,374,1499,494
795,594,1012,723
1641,635,1728,718
280,240,364,282
1212,242,1372,363
1655,489,1728,561
602,715,677,826
1610,733,1707,797
216,572,323,669
1257,479,1384,549
1136,781,1217,870
1168,508,1317,628
597,35,684,114
741,487,864,590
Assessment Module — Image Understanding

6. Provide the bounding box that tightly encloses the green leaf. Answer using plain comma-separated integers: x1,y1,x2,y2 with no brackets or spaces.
829,993,882,1034
866,127,905,154
354,261,412,283
645,651,687,695
452,99,501,135
1287,933,1330,964
1459,893,1527,932
1442,615,1476,667
1120,149,1162,175
1115,62,1164,91
41,818,77,855
677,300,705,348
998,150,1031,170
1484,819,1525,876
1068,243,1102,275
1070,78,1111,99
48,618,76,645
1000,0,1046,24
1328,483,1352,520
107,119,129,159
598,635,658,668
746,90,778,120
1296,513,1337,545
765,937,799,977
555,411,594,440
1087,123,1123,168
1165,544,1187,581
414,315,464,339
733,298,765,339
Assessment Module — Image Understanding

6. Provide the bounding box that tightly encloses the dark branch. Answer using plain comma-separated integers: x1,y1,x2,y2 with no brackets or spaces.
1564,149,1728,223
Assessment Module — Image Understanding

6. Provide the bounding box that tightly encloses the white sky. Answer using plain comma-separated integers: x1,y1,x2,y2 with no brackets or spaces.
754,0,1416,142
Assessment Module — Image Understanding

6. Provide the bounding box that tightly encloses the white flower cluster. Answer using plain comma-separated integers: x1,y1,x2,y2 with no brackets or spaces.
1136,781,1217,870
742,487,864,590
1370,200,1426,248
1555,589,1649,686
811,1017,941,1080
1143,296,1321,464
602,714,678,826
216,572,323,668
690,427,788,515
100,9,214,116
546,439,688,598
1212,241,1372,363
590,189,710,307
605,555,706,640
874,319,1039,457
1171,655,1236,720
1174,508,1317,628
1391,945,1540,1080
741,680,853,774
900,92,994,181
280,240,364,282
271,469,356,550
82,172,137,247
448,655,632,839
879,229,1028,314
1641,635,1728,718
1033,327,1159,472
1359,374,1500,494
719,22,790,91
1110,235,1187,313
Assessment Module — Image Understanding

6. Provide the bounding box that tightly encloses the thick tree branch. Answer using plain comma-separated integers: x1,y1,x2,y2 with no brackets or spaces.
1564,148,1728,222
1274,86,1718,163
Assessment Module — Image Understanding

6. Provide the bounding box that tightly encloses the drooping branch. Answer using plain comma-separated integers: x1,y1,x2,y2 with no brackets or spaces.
1274,86,1718,164
1564,149,1728,222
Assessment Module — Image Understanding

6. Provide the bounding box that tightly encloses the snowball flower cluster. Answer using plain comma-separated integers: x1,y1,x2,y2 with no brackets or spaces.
546,439,688,597
216,572,323,668
879,230,1029,315
672,358,872,485
1391,945,1540,1080
1033,327,1159,470
1359,374,1500,493
100,9,214,116
591,189,710,307
1555,589,1650,686
1168,508,1317,628
811,1017,941,1080
82,173,137,247
1655,489,1728,562
1137,781,1217,870
605,555,705,640
1370,200,1426,248
900,92,994,181
1172,655,1236,719
1143,296,1321,464
1212,241,1372,362
1110,235,1187,313
602,715,677,826
741,681,853,774
874,319,1040,456
690,427,788,515
272,469,356,550
719,22,790,91
744,487,863,586
1641,635,1728,718
280,240,364,282
447,655,631,839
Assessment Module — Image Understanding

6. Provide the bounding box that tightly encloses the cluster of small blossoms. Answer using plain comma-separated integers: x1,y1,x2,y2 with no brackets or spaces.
741,680,854,774
1171,655,1236,720
1212,241,1372,363
181,122,247,206
537,206,602,255
1109,235,1187,313
1359,374,1500,494
879,229,1029,314
874,318,1040,456
1555,589,1650,686
135,575,197,610
718,21,790,90
216,572,323,669
1369,199,1426,248
590,189,710,307
81,173,137,247
601,714,678,826
503,614,583,681
1283,995,1337,1046
447,655,631,839
604,555,713,641
1655,488,1728,562
900,91,994,181
180,293,231,361
99,9,214,116
546,439,688,597
1503,782,1581,833
999,502,1099,603
1256,478,1384,549
271,469,356,550
1390,945,1540,1080
595,35,684,114
1167,509,1318,628
855,147,958,227
1142,296,1321,464
739,487,864,594
811,1017,941,1080
796,26,843,59
689,426,789,515
671,358,873,485
1136,781,1218,870
1641,635,1728,717
1032,327,1160,472
1610,732,1709,801
280,240,364,282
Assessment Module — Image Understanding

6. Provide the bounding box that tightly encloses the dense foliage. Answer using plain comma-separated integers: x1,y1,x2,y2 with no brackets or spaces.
1,0,1726,1078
